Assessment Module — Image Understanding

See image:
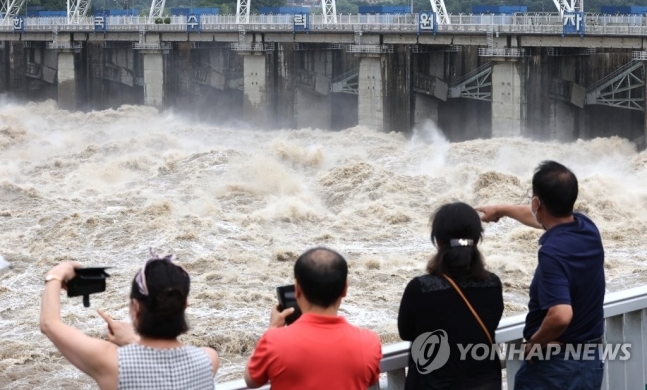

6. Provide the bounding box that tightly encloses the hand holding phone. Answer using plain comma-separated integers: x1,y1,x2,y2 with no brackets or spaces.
269,305,295,328
276,285,302,325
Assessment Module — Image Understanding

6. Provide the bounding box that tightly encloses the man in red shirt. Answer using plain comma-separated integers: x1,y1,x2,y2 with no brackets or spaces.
244,247,383,390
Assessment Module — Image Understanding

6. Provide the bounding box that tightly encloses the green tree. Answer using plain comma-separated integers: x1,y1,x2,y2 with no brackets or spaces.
250,0,284,12
336,0,358,14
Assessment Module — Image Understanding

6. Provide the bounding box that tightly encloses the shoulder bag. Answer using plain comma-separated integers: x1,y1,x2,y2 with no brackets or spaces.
443,274,494,345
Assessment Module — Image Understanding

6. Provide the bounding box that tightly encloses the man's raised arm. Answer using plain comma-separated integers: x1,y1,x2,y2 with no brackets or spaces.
476,205,543,229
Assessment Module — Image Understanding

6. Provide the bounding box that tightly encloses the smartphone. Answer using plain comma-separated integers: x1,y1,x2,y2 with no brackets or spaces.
276,284,302,325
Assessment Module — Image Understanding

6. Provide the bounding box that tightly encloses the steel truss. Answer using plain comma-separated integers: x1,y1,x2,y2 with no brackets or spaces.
149,0,166,19
235,0,249,24
68,0,92,24
552,0,583,16
448,62,492,101
1,0,26,26
322,0,337,24
586,60,644,111
430,0,450,25
330,67,358,95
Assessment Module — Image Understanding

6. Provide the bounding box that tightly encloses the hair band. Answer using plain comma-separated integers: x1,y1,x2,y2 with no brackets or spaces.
450,239,474,248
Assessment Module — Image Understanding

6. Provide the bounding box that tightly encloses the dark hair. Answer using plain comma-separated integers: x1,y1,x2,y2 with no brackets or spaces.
532,160,578,218
427,202,488,281
130,260,190,339
294,247,348,308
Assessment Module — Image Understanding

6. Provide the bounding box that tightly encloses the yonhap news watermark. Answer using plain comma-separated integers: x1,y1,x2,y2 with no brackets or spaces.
411,330,632,374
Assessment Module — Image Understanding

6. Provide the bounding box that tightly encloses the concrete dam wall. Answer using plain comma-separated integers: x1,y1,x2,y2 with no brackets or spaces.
1,38,645,145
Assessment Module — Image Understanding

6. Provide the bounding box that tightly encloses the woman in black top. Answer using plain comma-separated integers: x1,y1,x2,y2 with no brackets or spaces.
398,202,504,390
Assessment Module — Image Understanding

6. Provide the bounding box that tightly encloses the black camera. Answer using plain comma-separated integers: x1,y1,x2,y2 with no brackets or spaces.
276,284,302,325
67,267,111,307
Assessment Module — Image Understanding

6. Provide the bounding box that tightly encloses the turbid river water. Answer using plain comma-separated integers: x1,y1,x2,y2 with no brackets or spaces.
1,100,646,388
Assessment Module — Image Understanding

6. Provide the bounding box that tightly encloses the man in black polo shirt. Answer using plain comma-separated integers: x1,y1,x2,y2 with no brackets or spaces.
477,160,605,389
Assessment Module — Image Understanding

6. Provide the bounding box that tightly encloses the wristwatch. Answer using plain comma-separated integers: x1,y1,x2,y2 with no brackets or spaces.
45,274,64,284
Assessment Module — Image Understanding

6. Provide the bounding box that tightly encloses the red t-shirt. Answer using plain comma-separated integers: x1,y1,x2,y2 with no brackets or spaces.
247,313,382,390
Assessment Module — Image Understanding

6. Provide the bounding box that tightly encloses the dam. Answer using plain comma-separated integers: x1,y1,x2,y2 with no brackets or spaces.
0,12,646,144
1,3,647,389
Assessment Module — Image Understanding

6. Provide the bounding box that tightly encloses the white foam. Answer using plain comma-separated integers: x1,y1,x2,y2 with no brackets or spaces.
0,101,645,387
0,255,9,271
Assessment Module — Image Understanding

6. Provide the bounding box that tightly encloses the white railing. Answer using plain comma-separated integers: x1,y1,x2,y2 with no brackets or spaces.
217,285,647,390
347,44,394,53
478,47,528,57
0,12,645,37
230,42,275,51
132,42,172,50
1,12,647,35
46,41,84,50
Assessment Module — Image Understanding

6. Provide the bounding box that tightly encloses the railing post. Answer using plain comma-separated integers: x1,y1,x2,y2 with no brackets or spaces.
505,339,523,389
606,315,626,390
643,309,647,388
625,310,645,390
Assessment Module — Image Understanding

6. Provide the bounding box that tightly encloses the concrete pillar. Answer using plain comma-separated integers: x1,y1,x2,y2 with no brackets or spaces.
358,55,384,129
414,93,439,128
143,52,164,108
243,53,269,127
491,60,523,137
57,51,77,111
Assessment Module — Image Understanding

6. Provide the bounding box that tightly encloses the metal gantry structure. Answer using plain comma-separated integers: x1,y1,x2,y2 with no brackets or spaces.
149,0,167,19
234,0,336,24
68,0,93,24
552,0,583,16
586,59,645,111
322,0,337,24
236,0,250,24
0,0,25,25
0,0,585,27
430,0,450,24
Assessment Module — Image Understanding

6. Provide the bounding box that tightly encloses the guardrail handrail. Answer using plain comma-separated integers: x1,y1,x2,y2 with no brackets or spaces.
217,284,647,390
3,12,647,34
586,59,642,92
450,62,492,86
331,67,359,83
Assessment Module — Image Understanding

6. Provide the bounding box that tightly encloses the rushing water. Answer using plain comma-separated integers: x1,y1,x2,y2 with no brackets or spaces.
1,100,646,389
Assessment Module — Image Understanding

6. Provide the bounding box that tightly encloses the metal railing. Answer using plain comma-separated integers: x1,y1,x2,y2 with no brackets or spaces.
217,285,647,390
451,61,492,86
46,41,83,50
586,59,642,92
478,47,528,57
331,67,359,83
1,13,647,35
230,42,275,51
347,44,394,53
132,42,172,50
